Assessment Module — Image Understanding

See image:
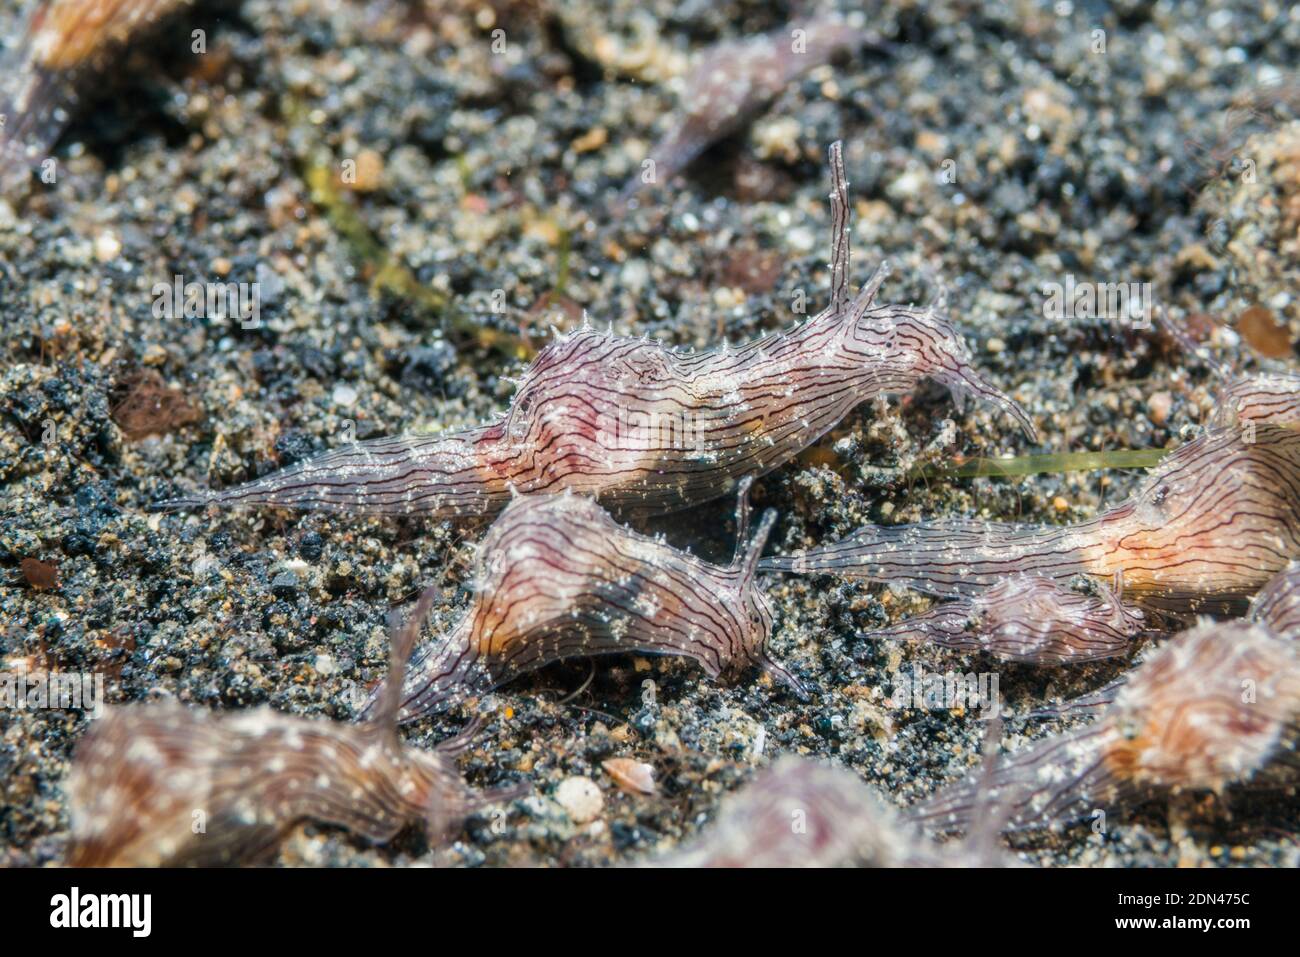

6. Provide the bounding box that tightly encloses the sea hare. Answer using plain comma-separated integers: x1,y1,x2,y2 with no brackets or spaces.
619,15,873,206
366,479,805,723
764,423,1300,616
65,587,522,866
914,577,1300,835
155,142,1034,519
867,574,1147,665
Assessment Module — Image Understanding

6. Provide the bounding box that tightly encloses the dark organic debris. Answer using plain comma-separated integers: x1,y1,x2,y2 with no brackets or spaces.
110,368,203,442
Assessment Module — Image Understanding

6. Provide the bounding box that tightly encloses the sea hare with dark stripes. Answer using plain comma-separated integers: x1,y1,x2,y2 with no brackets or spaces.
366,479,805,723
868,574,1147,665
1251,562,1300,639
913,618,1300,834
764,423,1300,616
1214,372,1300,429
65,588,522,866
154,142,1033,519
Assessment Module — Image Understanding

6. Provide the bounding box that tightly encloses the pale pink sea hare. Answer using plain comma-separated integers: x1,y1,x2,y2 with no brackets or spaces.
618,15,874,206
66,587,522,866
763,422,1300,616
366,478,805,723
156,142,1034,520
914,565,1300,834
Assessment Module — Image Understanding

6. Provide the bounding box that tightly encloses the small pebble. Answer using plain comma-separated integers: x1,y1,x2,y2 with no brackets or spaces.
298,532,324,562
1237,305,1291,359
350,150,385,192
601,758,656,795
93,231,121,263
271,570,299,598
1148,391,1173,427
555,776,603,823
572,127,608,153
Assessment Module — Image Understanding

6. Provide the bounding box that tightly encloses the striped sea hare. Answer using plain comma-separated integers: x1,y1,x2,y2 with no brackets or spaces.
155,142,1034,519
1161,309,1300,429
366,479,805,723
1022,679,1129,722
914,612,1300,835
65,588,521,866
1023,564,1300,723
619,15,871,207
868,574,1146,665
654,756,1006,868
0,0,192,193
1213,372,1300,429
763,423,1300,616
1251,562,1300,638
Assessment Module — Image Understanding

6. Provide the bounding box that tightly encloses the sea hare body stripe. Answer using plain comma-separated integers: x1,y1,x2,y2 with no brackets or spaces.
1022,678,1128,722
0,0,192,194
652,756,1007,868
156,427,516,517
367,479,805,723
913,618,1300,834
869,575,1146,664
619,16,871,207
1025,563,1300,722
155,142,1035,518
1214,372,1300,429
1251,562,1300,639
65,588,521,866
763,424,1300,616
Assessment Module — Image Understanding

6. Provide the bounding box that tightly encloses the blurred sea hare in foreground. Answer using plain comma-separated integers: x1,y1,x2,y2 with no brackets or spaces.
366,479,805,723
0,0,193,194
914,566,1300,835
66,589,522,866
656,756,1007,867
1009,563,1300,723
155,142,1033,519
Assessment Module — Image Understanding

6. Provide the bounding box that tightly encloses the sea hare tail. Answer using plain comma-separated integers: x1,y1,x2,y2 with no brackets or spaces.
912,722,1128,834
153,428,508,517
760,519,1087,598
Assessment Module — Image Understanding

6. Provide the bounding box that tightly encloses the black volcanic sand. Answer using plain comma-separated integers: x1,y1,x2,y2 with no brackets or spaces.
1,0,1298,867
